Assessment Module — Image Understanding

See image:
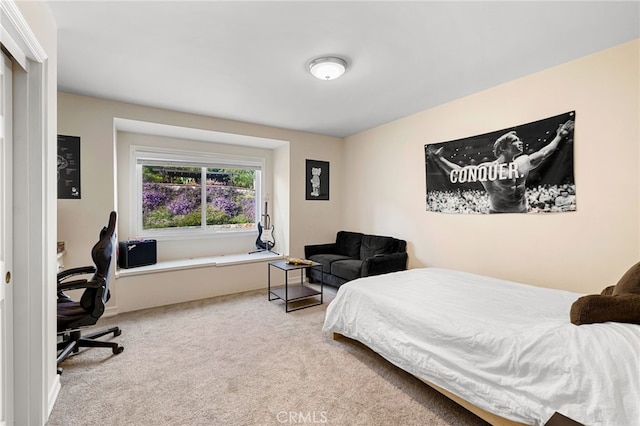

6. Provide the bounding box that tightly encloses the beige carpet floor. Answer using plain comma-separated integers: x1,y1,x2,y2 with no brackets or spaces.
47,285,488,426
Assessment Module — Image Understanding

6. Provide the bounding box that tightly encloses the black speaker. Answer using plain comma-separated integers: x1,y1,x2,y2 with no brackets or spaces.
118,239,157,269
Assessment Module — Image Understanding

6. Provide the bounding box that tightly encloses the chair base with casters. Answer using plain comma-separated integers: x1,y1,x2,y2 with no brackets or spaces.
56,326,124,374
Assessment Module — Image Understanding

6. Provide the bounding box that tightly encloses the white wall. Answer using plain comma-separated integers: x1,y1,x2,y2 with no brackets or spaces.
343,39,640,295
57,93,344,313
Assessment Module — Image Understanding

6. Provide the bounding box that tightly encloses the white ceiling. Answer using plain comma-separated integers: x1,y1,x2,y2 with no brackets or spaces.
48,1,639,138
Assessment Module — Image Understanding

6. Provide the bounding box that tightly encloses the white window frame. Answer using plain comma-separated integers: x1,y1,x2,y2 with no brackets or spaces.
130,145,265,240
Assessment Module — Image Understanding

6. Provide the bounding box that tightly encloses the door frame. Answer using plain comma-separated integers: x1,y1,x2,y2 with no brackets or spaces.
0,1,53,425
0,48,13,426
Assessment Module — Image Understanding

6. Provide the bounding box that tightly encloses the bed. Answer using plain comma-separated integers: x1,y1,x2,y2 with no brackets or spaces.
322,268,640,425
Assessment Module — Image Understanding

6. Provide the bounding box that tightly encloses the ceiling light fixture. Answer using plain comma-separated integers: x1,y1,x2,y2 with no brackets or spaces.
309,57,347,81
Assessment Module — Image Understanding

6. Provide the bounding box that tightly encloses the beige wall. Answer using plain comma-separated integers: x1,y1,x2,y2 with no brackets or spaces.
57,93,344,312
59,40,640,307
343,39,640,294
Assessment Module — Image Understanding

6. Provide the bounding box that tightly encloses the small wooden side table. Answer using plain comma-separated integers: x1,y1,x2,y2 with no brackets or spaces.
268,260,323,312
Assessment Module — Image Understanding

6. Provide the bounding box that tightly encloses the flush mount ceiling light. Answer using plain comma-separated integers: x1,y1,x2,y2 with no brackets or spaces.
309,57,347,81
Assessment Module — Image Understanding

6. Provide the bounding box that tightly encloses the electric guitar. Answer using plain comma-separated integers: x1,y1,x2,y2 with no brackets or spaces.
255,201,275,251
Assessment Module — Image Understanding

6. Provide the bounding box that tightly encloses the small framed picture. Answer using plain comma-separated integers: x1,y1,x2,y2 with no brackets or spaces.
306,159,329,200
57,134,82,199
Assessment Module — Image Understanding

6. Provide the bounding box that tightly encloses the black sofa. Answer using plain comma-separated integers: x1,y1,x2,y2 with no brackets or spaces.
304,231,408,288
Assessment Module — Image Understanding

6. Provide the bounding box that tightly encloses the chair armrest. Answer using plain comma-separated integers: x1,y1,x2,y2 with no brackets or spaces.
304,243,338,258
361,252,408,277
57,265,96,282
58,277,102,292
57,265,99,292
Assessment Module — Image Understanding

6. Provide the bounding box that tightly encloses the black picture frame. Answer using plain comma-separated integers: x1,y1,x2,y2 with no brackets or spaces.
57,134,81,199
306,159,329,200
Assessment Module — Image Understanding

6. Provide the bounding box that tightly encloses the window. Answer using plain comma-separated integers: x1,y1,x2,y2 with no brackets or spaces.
132,146,264,237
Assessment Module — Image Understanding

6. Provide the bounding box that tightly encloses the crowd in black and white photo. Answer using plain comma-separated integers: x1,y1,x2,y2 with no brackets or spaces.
426,184,576,214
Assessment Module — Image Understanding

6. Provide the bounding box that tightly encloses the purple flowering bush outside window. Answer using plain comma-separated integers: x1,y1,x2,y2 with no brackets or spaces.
141,165,256,230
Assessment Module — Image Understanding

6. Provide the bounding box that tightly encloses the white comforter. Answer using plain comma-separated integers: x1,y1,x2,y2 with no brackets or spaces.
323,268,640,425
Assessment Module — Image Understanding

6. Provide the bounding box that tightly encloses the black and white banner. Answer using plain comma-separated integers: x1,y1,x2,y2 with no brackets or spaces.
425,111,576,214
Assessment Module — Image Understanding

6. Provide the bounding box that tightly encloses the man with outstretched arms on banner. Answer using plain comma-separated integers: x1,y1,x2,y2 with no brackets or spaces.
426,119,574,213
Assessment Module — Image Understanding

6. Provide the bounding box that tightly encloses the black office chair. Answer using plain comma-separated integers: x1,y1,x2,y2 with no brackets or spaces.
57,211,123,373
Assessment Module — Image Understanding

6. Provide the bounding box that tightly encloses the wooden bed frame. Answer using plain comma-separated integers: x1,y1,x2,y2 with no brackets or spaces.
332,332,527,426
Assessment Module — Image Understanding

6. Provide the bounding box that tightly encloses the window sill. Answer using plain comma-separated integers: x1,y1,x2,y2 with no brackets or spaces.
115,251,283,278
133,227,258,242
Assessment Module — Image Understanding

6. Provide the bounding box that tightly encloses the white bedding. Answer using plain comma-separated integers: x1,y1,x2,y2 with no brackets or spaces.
323,268,640,425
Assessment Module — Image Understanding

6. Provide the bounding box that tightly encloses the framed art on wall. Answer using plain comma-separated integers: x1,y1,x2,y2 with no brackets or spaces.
306,159,329,200
57,134,81,199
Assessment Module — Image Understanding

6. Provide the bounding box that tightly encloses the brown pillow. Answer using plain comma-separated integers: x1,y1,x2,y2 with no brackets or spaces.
570,294,640,325
613,261,640,295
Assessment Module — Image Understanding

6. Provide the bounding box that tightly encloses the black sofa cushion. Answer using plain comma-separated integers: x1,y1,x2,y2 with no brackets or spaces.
308,253,352,274
359,235,398,259
335,231,364,258
331,259,364,282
